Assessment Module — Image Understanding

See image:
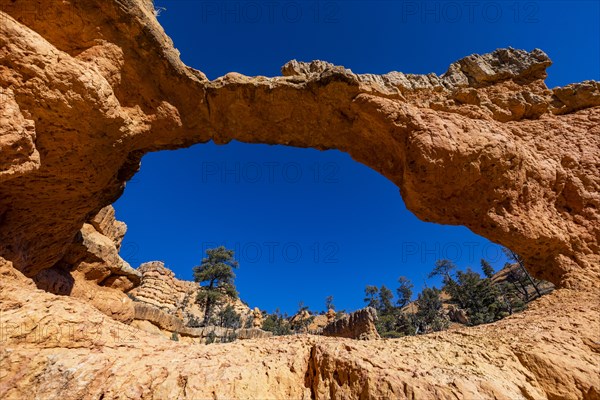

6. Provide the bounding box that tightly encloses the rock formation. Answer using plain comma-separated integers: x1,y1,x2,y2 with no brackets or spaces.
308,314,331,333
130,261,250,323
128,261,261,341
447,304,470,325
326,308,337,323
0,1,599,291
32,205,140,322
2,259,597,399
236,328,274,341
251,307,263,328
129,262,197,312
322,307,380,340
0,0,599,398
130,315,272,344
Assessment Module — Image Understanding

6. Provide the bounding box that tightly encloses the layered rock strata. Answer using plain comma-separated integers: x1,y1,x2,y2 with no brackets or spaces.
322,307,380,340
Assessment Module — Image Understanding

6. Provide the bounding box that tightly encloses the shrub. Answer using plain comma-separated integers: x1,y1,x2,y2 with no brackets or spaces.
205,330,217,344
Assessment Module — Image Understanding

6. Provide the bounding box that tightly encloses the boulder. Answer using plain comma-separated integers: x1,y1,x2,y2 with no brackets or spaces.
447,305,470,325
322,307,380,340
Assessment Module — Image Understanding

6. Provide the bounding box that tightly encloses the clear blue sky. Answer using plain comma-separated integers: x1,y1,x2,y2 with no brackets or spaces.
115,0,599,315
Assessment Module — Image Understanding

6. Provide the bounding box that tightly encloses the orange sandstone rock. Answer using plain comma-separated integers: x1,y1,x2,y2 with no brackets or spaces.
0,1,599,398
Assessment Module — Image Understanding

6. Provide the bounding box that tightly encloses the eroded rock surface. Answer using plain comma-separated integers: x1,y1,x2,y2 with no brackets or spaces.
129,261,251,325
0,2,598,287
1,259,599,399
127,261,270,342
251,307,264,328
322,307,380,340
0,0,599,398
32,205,139,322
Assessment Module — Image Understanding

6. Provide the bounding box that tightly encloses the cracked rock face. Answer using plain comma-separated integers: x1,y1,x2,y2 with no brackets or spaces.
0,0,599,398
322,307,380,340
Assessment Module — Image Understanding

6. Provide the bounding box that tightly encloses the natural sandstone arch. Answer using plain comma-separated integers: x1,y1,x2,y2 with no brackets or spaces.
1,1,600,399
1,0,598,290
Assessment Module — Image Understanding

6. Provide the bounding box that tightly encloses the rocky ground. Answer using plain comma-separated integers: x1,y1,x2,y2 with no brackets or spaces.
1,0,600,398
1,257,599,399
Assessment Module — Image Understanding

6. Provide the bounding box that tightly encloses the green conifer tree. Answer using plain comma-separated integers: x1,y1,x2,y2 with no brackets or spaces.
194,246,239,325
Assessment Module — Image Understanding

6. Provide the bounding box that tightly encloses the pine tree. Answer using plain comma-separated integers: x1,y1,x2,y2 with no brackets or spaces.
452,268,481,310
498,280,526,313
217,305,241,329
415,287,448,333
396,312,418,336
429,259,458,297
364,285,380,309
325,295,335,311
298,300,309,313
262,309,292,336
378,285,394,314
505,262,532,302
502,247,541,298
194,246,239,325
396,276,413,308
376,311,400,338
451,268,508,326
481,259,495,279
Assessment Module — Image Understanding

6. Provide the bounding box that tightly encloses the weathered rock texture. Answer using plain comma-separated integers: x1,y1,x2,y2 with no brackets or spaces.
127,261,268,342
61,209,141,291
326,308,337,323
130,313,272,344
1,258,599,399
129,261,251,326
32,205,139,322
1,0,600,398
322,307,380,340
0,1,599,290
251,307,264,328
236,327,273,340
308,314,330,333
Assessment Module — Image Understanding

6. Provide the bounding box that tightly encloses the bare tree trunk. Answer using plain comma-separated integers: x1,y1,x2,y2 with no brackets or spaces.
508,249,542,298
203,299,212,326
518,279,530,302
203,280,215,326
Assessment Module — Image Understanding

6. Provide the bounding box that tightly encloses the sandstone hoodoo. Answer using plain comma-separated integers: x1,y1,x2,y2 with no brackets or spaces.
251,307,264,328
322,307,380,340
0,1,599,399
127,261,270,343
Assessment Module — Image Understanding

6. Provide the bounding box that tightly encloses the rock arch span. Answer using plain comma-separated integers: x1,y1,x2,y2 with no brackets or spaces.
1,0,598,289
0,1,599,399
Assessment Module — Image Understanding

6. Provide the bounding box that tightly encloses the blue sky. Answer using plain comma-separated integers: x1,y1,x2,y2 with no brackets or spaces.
115,1,599,315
